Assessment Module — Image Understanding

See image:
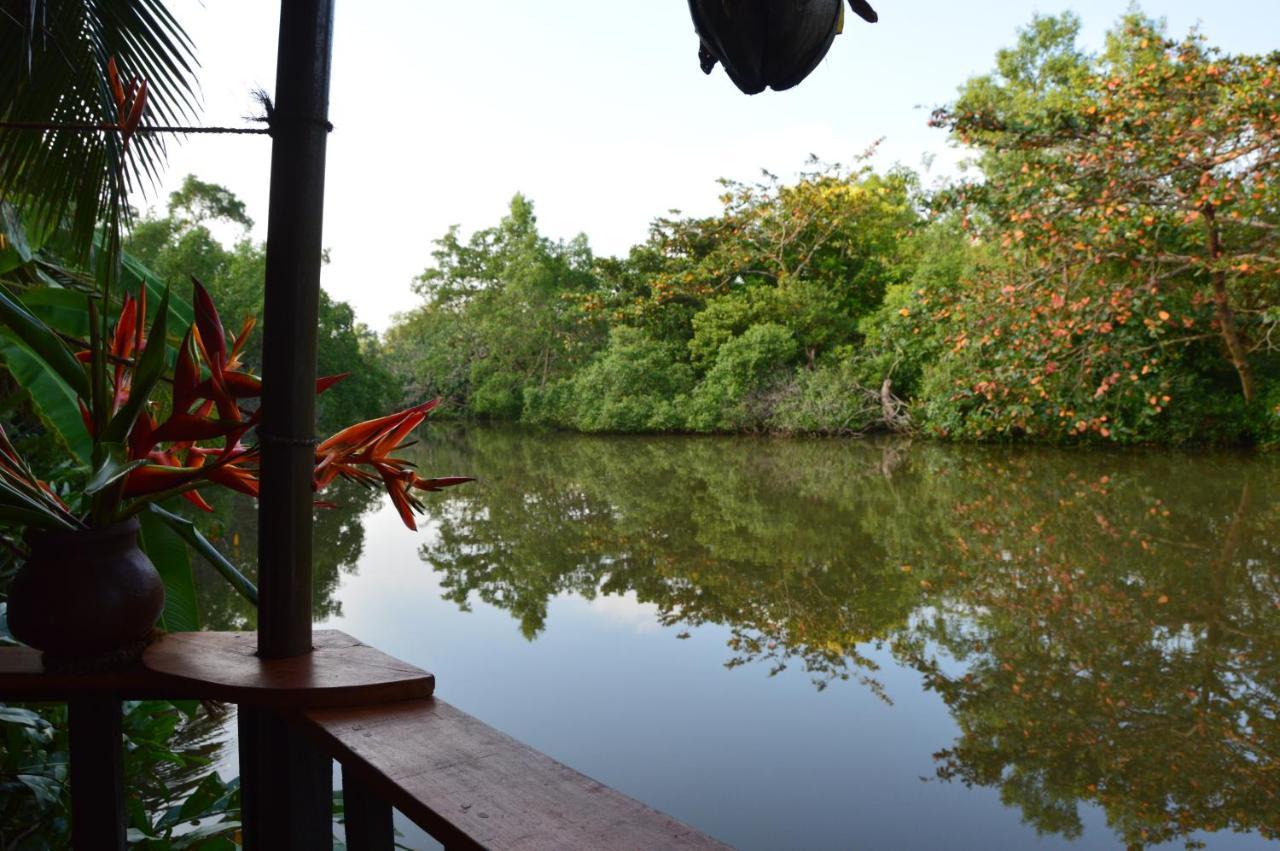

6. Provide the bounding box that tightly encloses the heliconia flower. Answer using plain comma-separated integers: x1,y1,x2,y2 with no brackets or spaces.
183,490,215,512
122,446,259,501
122,463,202,497
412,475,475,492
313,399,473,530
192,277,226,378
172,328,200,416
316,373,350,395
147,413,243,448
67,269,470,523
202,456,261,498
107,57,147,153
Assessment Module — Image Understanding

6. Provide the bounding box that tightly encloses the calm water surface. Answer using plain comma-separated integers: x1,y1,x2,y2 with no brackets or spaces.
208,428,1280,850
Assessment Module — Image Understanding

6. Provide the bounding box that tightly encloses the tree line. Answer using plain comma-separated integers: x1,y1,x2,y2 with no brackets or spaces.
384,12,1279,445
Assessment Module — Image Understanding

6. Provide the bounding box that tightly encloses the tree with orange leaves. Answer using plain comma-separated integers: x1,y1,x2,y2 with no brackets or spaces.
928,12,1279,441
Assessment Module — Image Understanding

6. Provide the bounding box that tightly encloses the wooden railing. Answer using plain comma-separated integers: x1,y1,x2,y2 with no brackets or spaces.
0,630,730,849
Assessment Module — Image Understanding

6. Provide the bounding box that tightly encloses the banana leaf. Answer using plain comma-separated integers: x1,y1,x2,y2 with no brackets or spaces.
0,285,90,400
147,504,258,607
137,507,200,632
0,334,92,464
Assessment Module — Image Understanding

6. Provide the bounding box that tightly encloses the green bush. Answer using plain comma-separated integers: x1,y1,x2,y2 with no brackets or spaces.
683,323,799,431
531,327,694,432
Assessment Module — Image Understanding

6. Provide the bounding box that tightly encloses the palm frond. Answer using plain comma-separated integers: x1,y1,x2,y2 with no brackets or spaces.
0,0,199,259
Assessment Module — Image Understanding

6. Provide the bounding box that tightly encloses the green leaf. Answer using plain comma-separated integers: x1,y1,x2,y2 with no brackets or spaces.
0,0,199,257
0,285,90,399
169,822,242,850
83,442,145,496
178,772,229,821
104,286,170,444
20,287,94,338
0,706,49,729
147,504,258,607
0,504,69,529
137,508,200,632
0,479,76,530
17,773,64,809
0,334,91,464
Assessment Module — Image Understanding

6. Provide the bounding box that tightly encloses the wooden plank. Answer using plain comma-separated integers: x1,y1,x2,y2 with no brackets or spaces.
341,762,395,850
303,699,731,851
141,630,434,708
68,697,126,851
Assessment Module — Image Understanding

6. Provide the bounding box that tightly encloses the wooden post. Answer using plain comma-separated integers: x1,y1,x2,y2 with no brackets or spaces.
341,764,395,850
242,0,337,845
239,707,334,849
256,0,335,661
68,697,125,851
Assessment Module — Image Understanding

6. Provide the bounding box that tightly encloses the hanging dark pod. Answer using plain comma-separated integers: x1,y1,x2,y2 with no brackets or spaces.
690,0,878,95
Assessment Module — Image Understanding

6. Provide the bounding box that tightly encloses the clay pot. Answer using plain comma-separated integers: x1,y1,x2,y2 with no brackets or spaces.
689,0,875,94
8,518,165,661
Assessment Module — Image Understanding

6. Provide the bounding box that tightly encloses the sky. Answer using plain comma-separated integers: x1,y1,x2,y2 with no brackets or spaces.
149,0,1280,332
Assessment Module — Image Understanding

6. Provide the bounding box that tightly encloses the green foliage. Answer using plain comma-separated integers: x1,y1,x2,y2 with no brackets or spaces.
137,507,200,632
126,176,399,434
687,288,781,370
526,326,694,432
386,194,604,419
768,352,883,435
387,164,920,437
0,0,198,255
684,323,799,431
0,699,239,849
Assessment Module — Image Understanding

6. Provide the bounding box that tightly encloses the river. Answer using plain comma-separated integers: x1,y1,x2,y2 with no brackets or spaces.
201,427,1280,849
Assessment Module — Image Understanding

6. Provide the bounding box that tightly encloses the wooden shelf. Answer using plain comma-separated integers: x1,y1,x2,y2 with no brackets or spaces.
143,630,434,708
0,630,434,708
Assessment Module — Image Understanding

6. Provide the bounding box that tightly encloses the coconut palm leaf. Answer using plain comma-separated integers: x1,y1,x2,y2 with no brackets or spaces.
0,0,198,259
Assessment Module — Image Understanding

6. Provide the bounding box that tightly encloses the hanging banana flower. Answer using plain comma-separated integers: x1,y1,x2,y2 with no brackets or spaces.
689,0,878,94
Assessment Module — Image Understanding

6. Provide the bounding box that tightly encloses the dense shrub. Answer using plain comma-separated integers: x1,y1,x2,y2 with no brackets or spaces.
684,323,800,431
525,327,693,432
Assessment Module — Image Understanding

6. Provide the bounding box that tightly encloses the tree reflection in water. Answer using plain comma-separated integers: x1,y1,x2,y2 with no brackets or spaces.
406,427,1280,849
193,479,383,630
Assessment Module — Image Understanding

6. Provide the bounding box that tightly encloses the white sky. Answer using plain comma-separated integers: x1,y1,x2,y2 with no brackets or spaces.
147,0,1280,332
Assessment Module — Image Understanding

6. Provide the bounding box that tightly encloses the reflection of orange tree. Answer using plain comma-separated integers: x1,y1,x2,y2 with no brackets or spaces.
895,454,1280,848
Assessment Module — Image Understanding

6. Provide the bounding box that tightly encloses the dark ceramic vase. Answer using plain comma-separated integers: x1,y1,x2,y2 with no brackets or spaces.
8,518,165,661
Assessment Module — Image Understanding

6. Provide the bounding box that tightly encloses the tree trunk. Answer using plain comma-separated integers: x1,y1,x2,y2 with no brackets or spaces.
1203,206,1256,403
880,377,910,431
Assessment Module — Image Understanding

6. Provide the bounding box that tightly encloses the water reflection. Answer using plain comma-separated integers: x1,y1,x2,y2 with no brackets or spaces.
193,480,383,630
407,428,1280,849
